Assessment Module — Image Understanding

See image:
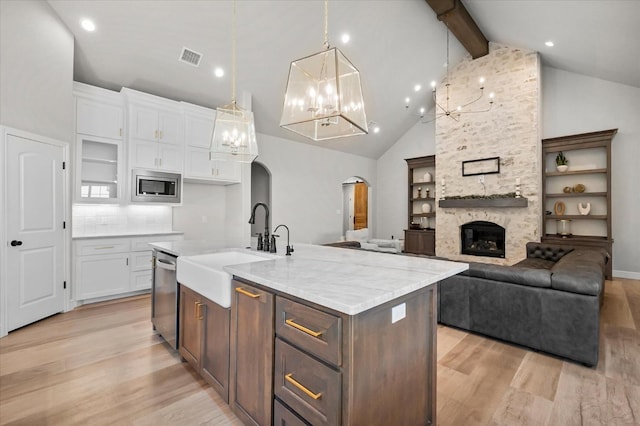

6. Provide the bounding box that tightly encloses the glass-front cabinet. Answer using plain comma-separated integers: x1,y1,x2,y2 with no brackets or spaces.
74,82,125,203
76,136,124,203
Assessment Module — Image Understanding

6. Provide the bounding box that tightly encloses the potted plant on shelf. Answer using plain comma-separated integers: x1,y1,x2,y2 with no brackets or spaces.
556,151,569,172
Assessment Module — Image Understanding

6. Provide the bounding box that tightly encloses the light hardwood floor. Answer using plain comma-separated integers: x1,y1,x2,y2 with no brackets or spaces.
1,279,638,425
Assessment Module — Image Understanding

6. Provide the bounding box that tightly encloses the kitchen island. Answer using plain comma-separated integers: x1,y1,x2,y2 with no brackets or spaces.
224,244,467,426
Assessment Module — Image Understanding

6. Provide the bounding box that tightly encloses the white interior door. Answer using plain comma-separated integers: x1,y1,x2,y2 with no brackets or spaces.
6,134,65,331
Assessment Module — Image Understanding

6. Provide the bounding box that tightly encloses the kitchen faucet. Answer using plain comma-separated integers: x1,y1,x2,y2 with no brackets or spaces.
248,202,270,251
273,224,294,256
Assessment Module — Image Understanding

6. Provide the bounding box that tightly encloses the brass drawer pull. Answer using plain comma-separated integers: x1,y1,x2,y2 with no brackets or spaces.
94,245,115,250
285,373,322,400
197,302,204,320
235,287,260,298
285,319,323,337
194,301,199,320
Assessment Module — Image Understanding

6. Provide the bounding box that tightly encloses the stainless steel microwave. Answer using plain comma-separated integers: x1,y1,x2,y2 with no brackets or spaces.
131,169,181,203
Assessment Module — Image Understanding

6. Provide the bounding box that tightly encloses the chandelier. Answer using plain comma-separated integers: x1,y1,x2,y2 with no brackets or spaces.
280,0,368,141
418,29,494,123
211,0,258,163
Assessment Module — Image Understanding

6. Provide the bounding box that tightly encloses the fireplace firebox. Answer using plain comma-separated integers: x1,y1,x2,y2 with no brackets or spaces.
461,221,505,258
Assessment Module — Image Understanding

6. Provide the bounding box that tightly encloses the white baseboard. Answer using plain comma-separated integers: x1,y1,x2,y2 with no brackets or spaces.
613,270,640,280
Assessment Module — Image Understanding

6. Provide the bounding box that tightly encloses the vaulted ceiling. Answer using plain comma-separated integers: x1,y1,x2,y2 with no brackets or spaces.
47,0,640,159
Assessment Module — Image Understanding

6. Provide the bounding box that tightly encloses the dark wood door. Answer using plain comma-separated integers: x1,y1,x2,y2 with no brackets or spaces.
179,285,202,368
230,280,274,426
353,182,368,230
201,296,231,402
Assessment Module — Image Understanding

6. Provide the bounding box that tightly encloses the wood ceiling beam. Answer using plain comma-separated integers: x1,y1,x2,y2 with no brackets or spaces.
425,0,489,59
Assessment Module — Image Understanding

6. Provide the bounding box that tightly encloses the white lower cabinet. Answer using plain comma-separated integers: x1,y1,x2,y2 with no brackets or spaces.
76,252,130,299
73,234,182,303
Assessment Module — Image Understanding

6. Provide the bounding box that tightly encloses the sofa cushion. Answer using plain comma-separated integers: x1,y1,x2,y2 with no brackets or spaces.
551,250,606,296
526,242,574,262
464,262,552,288
513,257,556,270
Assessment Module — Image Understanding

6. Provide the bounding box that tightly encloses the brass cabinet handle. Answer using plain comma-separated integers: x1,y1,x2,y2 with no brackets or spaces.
235,287,260,298
159,130,164,139
285,319,323,337
285,373,322,400
94,246,115,250
194,301,199,320
197,303,204,320
154,130,158,139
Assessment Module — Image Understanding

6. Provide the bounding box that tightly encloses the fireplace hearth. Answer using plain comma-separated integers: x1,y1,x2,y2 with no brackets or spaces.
461,221,505,258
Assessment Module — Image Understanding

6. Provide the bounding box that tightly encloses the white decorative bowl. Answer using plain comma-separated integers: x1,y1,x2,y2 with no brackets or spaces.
556,165,569,172
421,203,432,213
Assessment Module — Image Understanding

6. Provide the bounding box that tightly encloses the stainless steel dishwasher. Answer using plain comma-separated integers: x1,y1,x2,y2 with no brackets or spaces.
151,249,178,349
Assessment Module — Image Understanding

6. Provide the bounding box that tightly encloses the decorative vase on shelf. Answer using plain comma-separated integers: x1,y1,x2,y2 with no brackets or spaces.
556,151,568,172
423,171,432,182
421,203,431,213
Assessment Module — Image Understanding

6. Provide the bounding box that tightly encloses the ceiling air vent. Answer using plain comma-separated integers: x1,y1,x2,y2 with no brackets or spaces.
179,47,202,67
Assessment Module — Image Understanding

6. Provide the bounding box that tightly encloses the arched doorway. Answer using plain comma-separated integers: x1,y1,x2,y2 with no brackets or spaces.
251,162,271,236
342,176,370,236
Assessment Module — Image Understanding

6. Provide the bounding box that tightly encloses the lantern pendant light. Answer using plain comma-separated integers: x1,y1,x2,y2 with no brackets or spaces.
280,0,368,141
210,0,258,163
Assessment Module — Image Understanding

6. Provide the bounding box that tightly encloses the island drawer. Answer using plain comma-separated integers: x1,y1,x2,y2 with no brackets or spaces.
274,339,341,426
275,296,342,366
274,399,310,426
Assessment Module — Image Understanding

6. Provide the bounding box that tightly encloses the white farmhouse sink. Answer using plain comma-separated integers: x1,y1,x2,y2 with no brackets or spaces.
177,251,271,308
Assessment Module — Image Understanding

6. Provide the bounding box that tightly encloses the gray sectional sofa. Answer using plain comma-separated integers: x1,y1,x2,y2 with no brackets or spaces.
438,242,609,366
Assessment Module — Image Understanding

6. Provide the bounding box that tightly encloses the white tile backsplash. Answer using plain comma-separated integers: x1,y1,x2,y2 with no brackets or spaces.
72,204,173,236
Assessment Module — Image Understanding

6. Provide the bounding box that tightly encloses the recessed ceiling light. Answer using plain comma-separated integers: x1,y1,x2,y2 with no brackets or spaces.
214,67,224,78
414,84,422,92
373,126,380,134
341,33,350,44
545,41,554,47
81,18,95,32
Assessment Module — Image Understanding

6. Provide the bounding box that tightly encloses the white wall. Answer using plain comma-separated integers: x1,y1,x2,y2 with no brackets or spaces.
542,67,640,278
173,182,228,246
254,133,377,244
375,118,436,239
0,0,74,143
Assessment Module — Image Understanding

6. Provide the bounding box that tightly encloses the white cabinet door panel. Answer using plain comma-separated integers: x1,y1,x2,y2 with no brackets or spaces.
158,143,184,172
131,271,152,291
131,106,159,142
77,98,123,140
133,140,159,169
185,114,214,148
158,111,182,146
185,148,213,178
75,253,129,300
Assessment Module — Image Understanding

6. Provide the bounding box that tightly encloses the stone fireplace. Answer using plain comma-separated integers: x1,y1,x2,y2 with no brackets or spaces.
435,43,542,265
461,221,505,258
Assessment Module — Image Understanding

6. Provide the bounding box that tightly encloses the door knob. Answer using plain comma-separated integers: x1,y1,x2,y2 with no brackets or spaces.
10,240,22,246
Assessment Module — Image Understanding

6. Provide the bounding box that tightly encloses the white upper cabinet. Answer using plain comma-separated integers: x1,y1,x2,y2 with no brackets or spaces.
76,98,124,140
74,83,124,141
182,103,241,184
130,105,182,146
185,112,215,149
123,89,184,173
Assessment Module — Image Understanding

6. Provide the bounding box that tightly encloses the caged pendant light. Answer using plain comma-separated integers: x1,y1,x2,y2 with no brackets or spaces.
280,0,368,141
210,0,258,163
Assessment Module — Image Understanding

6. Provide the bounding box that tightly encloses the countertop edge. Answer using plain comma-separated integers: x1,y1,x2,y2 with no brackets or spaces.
73,231,184,240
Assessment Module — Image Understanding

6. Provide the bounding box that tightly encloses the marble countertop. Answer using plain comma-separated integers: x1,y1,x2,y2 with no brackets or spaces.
149,240,229,257
73,231,184,240
225,244,468,315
